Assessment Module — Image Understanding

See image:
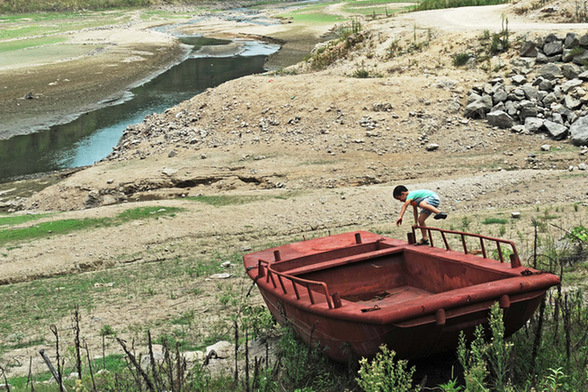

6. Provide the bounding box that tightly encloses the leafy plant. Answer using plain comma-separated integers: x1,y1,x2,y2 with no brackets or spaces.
356,345,417,392
453,52,471,66
353,68,370,78
566,226,587,243
457,327,490,392
100,324,116,337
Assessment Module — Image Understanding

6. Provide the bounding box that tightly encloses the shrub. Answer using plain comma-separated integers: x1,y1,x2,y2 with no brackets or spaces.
356,345,417,392
353,68,370,78
453,52,471,67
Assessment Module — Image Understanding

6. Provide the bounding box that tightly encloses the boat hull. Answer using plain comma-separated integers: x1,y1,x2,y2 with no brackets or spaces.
244,231,560,361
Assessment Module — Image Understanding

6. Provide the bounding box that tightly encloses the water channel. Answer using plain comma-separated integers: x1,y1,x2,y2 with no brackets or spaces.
0,35,280,182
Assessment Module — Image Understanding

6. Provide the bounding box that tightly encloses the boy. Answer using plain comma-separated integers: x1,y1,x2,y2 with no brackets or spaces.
393,185,447,246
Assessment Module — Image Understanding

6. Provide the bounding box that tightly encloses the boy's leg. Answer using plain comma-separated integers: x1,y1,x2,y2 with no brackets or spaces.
419,200,441,215
420,197,447,220
417,212,429,240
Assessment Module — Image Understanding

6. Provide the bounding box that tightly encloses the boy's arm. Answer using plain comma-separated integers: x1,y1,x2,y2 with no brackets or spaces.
412,205,418,224
396,201,411,225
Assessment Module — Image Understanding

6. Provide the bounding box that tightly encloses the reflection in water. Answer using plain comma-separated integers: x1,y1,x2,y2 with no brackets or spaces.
0,37,277,182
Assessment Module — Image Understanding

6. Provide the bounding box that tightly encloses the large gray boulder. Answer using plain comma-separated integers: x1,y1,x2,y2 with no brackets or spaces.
570,116,588,145
522,84,540,100
525,117,544,132
487,110,514,129
564,95,582,110
520,41,538,57
543,120,568,140
572,50,588,65
493,89,508,103
564,32,580,48
519,100,538,119
465,95,493,118
544,41,563,56
562,63,581,79
561,78,583,93
539,63,563,80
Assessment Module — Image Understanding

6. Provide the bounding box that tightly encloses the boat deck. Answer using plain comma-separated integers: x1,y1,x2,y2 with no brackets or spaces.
341,285,432,307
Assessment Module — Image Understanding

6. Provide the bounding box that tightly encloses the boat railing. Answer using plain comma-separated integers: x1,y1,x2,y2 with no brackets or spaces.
411,226,521,268
256,258,337,309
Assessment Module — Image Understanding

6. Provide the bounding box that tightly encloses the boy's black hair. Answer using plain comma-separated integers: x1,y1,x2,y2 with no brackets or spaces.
393,185,408,198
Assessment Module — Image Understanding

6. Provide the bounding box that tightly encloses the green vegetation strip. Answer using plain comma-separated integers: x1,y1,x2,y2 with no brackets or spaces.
0,0,151,13
0,36,68,52
0,206,182,246
0,213,51,226
414,0,509,11
188,194,272,206
7,354,126,388
279,3,346,24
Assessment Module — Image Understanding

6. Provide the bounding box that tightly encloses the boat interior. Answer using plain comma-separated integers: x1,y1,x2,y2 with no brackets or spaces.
270,243,513,307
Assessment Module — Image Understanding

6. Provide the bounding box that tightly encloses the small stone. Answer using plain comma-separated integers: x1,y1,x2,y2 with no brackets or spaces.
511,212,521,219
207,273,231,280
541,144,551,151
425,143,439,151
162,167,178,176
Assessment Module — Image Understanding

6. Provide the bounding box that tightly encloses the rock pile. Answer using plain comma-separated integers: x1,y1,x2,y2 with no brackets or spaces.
465,32,588,147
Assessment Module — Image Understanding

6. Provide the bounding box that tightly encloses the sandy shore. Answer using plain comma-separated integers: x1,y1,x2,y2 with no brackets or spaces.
0,7,335,140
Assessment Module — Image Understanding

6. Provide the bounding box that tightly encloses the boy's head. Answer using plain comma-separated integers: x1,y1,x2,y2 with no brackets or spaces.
393,185,409,201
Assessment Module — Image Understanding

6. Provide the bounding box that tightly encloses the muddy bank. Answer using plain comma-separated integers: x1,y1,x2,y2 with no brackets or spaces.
0,39,186,140
0,5,332,141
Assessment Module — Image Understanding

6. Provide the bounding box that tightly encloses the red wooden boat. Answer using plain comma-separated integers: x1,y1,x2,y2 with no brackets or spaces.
243,228,560,362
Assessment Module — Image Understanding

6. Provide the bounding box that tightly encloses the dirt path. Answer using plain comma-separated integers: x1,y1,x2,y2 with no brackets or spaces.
397,4,588,32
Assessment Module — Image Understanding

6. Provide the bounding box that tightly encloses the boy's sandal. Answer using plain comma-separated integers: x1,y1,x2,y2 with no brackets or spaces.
434,212,447,220
415,238,429,246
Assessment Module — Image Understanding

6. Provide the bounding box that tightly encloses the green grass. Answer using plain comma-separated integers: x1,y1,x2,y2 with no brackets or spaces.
188,194,270,206
0,213,51,226
0,206,182,246
0,0,150,13
0,11,131,39
7,354,127,389
414,0,509,11
279,3,346,25
342,0,415,16
0,250,230,352
482,217,508,225
0,36,68,52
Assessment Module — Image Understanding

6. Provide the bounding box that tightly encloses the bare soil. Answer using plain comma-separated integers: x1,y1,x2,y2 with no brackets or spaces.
0,0,587,381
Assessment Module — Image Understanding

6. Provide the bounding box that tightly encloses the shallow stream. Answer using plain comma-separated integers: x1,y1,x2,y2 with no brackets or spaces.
0,35,280,182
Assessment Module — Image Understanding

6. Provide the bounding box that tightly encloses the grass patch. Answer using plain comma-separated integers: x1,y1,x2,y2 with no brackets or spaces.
188,194,270,206
0,36,68,52
279,3,346,25
482,217,508,225
0,249,231,355
342,0,415,16
453,52,471,66
0,0,150,13
7,354,127,389
0,206,182,246
0,213,52,226
414,0,509,11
